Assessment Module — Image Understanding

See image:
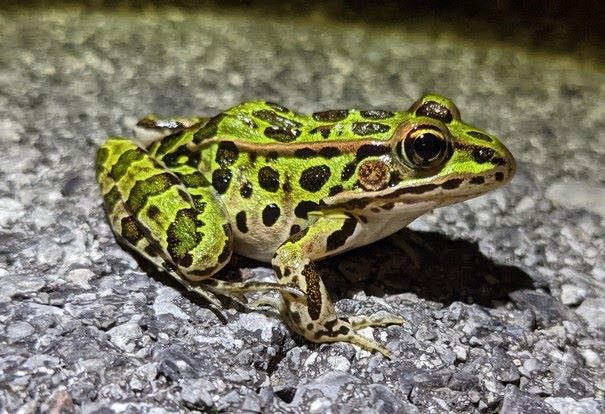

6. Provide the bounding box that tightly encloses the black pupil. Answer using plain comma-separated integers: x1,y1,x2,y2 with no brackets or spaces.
414,133,443,161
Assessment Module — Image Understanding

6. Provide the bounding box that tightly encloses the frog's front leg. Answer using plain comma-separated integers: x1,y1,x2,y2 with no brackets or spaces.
272,214,404,358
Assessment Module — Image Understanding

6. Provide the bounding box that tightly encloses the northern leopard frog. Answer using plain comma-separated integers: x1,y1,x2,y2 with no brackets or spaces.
96,95,515,357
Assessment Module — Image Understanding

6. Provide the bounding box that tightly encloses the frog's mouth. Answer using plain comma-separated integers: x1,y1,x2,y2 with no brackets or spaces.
324,164,515,214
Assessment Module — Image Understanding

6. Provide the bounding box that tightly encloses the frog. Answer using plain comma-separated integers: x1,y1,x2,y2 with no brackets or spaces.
95,95,516,357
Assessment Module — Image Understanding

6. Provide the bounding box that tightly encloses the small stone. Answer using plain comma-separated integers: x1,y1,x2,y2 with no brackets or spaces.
6,321,35,341
575,298,605,329
515,196,535,213
107,322,143,352
544,397,603,414
66,268,94,289
560,283,586,306
545,180,605,218
580,349,601,369
0,197,25,228
241,394,262,413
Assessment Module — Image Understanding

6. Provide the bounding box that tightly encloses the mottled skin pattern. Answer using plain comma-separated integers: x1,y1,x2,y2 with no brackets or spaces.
96,95,516,357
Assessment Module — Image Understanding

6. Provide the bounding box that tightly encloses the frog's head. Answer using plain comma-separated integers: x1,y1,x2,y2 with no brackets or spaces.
326,94,516,214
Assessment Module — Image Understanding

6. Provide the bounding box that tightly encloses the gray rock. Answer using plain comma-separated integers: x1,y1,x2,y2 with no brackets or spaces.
5,321,35,341
575,298,605,329
500,385,558,414
545,181,605,218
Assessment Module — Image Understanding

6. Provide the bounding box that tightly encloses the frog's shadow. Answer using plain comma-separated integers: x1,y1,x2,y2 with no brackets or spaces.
141,229,535,312
230,229,535,308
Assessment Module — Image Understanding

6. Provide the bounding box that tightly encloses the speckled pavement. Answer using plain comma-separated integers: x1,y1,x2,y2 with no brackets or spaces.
1,6,604,414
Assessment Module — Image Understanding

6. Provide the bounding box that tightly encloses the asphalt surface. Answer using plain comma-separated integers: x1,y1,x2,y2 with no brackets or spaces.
0,6,603,413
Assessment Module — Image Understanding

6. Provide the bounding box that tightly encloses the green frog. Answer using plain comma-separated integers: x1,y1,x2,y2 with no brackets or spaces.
96,95,515,357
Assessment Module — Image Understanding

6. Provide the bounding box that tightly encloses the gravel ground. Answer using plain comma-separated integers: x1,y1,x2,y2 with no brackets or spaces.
0,6,604,414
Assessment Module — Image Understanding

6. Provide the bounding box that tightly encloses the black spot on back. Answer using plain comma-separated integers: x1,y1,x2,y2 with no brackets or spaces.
312,109,348,122
264,126,301,142
258,166,280,192
215,141,239,167
356,144,390,161
212,168,232,194
294,200,320,219
442,178,463,189
240,181,253,198
299,165,331,192
326,216,358,252
472,147,495,164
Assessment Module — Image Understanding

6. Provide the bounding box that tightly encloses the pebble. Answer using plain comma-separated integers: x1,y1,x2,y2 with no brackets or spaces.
545,180,605,218
6,321,35,341
0,197,25,228
575,298,605,329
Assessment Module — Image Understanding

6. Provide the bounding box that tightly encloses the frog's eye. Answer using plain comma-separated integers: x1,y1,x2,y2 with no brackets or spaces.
400,126,450,169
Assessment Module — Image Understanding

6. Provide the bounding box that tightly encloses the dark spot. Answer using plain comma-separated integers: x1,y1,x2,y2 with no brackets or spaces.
193,114,224,143
326,216,357,252
495,172,505,181
468,130,493,142
306,323,314,331
146,205,161,220
162,145,200,169
264,126,301,142
235,211,248,233
127,173,179,214
290,311,301,324
266,102,289,113
319,147,340,158
302,264,322,321
328,185,344,196
166,209,203,264
356,144,391,161
248,152,258,163
312,109,349,122
121,216,143,244
103,186,121,213
382,183,438,197
289,224,301,237
218,234,232,263
310,125,333,139
240,116,258,129
351,122,390,136
258,166,280,192
492,157,506,166
382,202,395,210
240,182,253,198
442,178,463,189
156,132,185,157
472,147,495,164
470,176,485,185
341,162,357,181
253,109,301,128
371,207,380,213
360,109,394,120
294,148,316,159
266,151,279,161
294,200,320,219
212,168,232,194
388,172,402,187
416,101,453,123
111,148,144,181
299,165,331,192
179,253,193,268
282,179,292,194
324,319,338,330
215,141,239,167
358,215,368,223
177,171,210,189
262,204,280,227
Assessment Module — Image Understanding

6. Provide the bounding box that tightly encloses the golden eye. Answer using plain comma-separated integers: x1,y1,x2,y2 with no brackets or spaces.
401,127,450,169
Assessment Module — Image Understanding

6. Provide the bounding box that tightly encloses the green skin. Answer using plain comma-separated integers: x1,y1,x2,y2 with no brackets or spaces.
96,95,515,357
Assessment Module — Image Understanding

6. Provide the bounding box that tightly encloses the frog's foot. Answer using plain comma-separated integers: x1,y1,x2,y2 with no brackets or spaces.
303,317,398,358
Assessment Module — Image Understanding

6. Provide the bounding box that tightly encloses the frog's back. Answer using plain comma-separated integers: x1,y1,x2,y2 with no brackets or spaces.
191,100,405,146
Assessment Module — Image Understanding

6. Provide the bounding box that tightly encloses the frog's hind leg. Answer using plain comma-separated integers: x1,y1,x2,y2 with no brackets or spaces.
134,115,208,147
271,214,405,358
96,137,234,307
